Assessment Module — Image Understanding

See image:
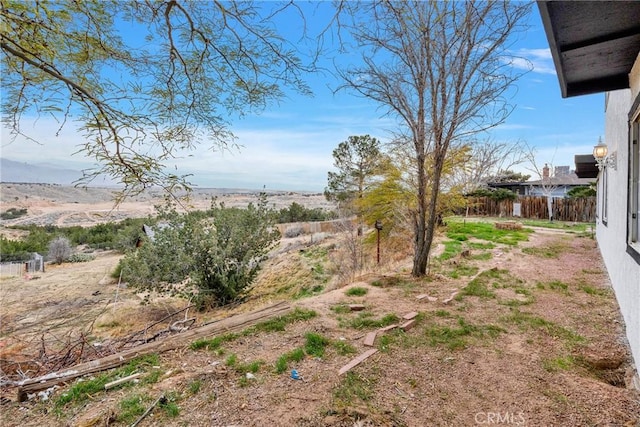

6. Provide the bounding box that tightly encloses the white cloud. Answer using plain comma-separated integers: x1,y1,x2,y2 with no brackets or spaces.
494,123,533,131
508,48,557,75
519,48,552,60
1,113,385,191
1,118,93,168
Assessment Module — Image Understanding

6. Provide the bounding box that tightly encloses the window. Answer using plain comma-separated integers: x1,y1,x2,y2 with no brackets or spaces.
629,106,640,257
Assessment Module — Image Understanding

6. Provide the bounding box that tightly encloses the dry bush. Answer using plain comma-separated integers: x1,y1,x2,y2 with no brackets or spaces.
328,219,365,285
284,226,304,238
48,236,72,264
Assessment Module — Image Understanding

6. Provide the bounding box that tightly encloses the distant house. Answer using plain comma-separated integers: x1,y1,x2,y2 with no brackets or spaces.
486,181,526,196
488,165,595,198
539,0,640,387
524,173,595,198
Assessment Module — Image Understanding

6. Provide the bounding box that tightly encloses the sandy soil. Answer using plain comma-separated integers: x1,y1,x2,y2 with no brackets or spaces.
0,185,638,426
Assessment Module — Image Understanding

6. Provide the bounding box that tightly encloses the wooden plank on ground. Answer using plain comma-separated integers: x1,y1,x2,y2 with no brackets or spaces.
402,311,418,320
349,304,365,311
379,324,398,332
363,331,377,347
338,349,378,375
104,373,142,390
16,301,291,401
400,319,417,331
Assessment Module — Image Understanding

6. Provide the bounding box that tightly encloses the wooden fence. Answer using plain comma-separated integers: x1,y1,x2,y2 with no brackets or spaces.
465,196,596,223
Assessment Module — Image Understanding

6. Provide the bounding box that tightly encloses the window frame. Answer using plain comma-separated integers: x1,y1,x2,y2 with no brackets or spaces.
601,166,608,226
627,92,640,263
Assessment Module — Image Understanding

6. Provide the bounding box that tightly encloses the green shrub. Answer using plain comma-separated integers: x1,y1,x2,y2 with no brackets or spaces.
0,208,27,220
467,188,518,201
67,253,96,263
567,185,596,198
277,202,337,223
119,196,280,308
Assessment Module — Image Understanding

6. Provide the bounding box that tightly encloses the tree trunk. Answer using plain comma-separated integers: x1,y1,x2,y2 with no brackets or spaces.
412,151,444,276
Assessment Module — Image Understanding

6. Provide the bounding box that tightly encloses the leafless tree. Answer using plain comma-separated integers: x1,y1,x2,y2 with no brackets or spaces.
336,1,531,276
446,139,527,195
330,217,366,284
524,146,559,221
48,237,72,265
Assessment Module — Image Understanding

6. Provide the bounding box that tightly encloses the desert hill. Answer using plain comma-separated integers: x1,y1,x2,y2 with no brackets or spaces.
0,183,332,228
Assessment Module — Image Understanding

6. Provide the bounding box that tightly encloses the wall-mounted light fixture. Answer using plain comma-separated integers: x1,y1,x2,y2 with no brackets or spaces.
593,136,617,171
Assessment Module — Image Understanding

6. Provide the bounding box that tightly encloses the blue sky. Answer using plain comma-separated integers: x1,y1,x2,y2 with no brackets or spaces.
0,3,605,191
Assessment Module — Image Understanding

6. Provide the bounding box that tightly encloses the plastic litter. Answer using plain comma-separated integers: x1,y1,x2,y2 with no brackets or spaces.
290,369,301,380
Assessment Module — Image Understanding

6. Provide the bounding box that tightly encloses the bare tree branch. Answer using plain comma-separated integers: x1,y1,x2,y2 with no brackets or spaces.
335,1,531,276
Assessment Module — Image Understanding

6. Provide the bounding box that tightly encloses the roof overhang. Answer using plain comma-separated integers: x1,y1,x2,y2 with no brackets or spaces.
537,1,640,98
574,154,598,179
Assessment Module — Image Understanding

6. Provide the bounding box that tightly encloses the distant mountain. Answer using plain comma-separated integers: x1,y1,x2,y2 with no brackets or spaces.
0,158,83,185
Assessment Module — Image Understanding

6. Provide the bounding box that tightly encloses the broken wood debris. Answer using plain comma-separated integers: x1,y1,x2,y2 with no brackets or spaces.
120,305,196,347
402,311,418,320
104,373,142,390
338,349,378,375
379,324,398,332
400,319,417,331
348,304,366,311
131,394,166,427
16,301,292,401
363,331,377,347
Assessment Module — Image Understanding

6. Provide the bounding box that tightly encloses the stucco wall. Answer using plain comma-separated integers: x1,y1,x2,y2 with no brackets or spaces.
598,80,640,379
630,52,640,98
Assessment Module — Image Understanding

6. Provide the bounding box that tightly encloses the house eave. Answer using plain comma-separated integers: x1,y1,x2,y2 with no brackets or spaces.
537,1,640,98
574,154,599,179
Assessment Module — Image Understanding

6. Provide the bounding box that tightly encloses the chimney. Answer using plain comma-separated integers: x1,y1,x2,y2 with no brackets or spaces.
542,163,550,179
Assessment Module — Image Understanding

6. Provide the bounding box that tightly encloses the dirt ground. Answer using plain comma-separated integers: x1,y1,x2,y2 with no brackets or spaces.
0,185,639,426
